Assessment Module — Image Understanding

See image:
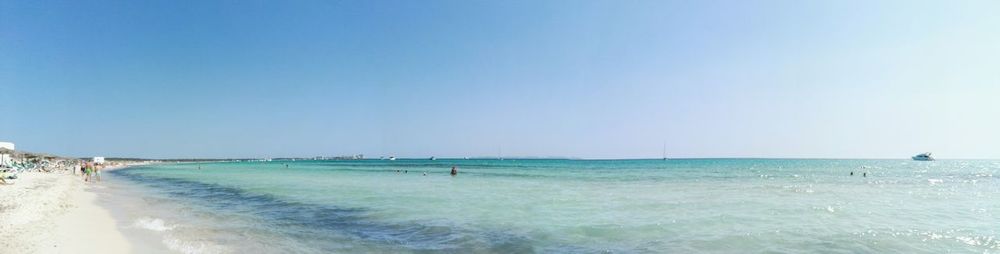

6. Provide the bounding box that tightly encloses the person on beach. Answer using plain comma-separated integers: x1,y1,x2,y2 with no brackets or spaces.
0,168,9,185
84,163,93,182
94,165,102,182
450,166,458,176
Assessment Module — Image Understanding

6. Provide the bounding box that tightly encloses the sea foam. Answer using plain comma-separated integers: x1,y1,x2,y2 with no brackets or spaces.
133,217,176,232
162,235,229,254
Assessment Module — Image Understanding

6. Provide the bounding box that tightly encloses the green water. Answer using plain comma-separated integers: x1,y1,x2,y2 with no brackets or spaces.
107,159,1000,253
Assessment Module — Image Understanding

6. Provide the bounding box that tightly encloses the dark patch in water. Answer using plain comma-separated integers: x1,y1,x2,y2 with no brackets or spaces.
112,168,547,253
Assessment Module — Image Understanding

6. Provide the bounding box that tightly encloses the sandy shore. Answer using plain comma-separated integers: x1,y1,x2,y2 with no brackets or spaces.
0,171,131,253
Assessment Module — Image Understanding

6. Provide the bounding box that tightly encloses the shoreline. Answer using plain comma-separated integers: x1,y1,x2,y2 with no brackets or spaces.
0,164,146,253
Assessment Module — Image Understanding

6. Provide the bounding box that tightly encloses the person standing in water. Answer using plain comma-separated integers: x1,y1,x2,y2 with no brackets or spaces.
94,164,102,182
450,166,458,176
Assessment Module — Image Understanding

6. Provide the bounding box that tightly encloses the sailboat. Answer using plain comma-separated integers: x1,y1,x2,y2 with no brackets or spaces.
662,142,668,160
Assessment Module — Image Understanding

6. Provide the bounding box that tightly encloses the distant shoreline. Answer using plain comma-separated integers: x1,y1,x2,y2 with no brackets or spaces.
98,157,992,162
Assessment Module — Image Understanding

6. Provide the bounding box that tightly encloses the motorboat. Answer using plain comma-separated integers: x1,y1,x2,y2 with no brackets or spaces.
912,152,934,161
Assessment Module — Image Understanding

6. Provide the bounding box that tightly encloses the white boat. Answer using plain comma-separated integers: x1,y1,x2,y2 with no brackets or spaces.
389,156,396,161
912,152,934,161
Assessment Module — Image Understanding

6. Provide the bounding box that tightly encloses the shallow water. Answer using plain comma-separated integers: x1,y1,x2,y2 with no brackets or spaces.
102,159,1000,253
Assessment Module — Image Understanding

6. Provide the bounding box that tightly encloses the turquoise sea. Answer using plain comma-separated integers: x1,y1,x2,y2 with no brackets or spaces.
99,159,1000,253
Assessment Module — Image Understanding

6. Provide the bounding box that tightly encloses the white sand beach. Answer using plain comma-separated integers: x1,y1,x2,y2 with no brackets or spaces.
0,172,131,253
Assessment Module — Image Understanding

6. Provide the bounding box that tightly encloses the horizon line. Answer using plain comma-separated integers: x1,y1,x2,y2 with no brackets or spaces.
90,156,998,161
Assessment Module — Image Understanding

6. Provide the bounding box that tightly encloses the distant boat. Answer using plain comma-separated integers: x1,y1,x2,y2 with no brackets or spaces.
389,156,396,161
662,142,668,160
912,152,934,161
430,156,436,160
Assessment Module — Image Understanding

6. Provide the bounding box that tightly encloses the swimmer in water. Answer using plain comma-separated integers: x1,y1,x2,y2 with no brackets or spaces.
850,171,854,176
450,166,457,176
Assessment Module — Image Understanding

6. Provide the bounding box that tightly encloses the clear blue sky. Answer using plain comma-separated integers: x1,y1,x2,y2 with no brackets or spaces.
2,0,999,159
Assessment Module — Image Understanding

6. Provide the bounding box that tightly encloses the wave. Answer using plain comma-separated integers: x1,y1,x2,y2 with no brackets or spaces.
162,234,230,254
132,217,176,232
